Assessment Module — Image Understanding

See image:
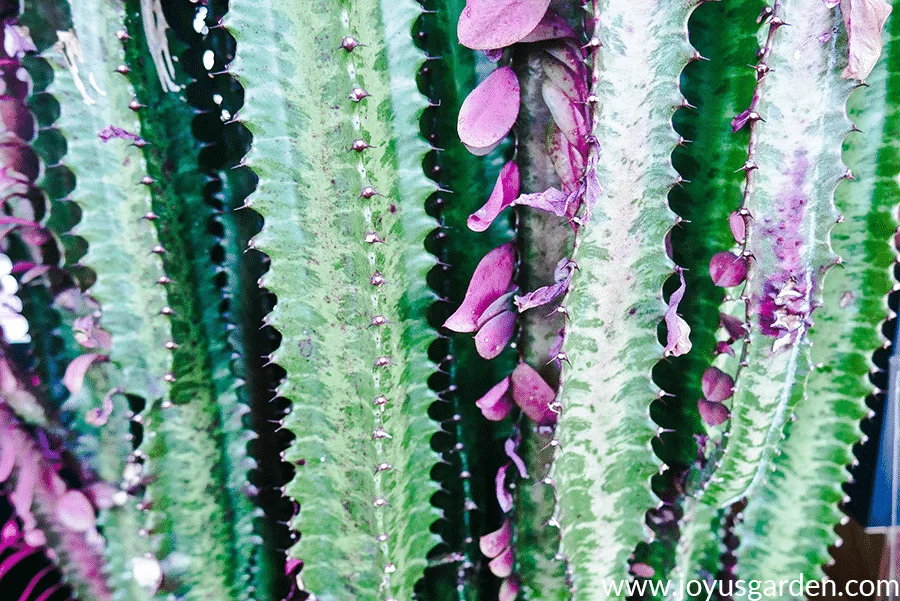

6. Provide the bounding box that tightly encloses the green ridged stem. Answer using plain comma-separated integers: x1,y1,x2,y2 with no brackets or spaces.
42,0,174,597
732,11,899,590
418,0,515,598
700,0,857,507
116,0,259,597
227,1,441,599
552,1,696,597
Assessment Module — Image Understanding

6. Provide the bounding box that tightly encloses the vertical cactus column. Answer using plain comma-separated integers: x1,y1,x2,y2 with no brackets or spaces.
551,0,696,597
227,1,441,599
734,4,897,589
700,0,865,508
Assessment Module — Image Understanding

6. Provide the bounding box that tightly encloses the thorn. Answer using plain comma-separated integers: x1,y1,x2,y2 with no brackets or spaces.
115,64,130,74
164,341,178,350
150,245,166,255
349,87,370,102
115,30,130,40
340,36,361,52
156,276,171,285
128,99,144,111
163,373,176,383
140,176,154,185
160,306,174,316
359,186,380,199
142,212,158,221
350,139,371,152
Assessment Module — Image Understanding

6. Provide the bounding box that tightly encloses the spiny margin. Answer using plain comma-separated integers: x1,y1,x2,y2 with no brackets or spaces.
227,0,441,599
39,0,173,597
550,0,698,597
733,7,899,588
699,0,858,508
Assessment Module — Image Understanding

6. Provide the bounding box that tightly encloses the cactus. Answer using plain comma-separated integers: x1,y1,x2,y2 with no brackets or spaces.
0,0,897,600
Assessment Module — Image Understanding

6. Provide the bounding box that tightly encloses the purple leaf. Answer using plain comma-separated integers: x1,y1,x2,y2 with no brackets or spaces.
511,362,557,425
476,291,517,329
479,520,511,558
730,109,754,133
504,438,529,478
97,125,144,144
488,546,514,577
709,252,748,287
663,269,691,357
544,41,587,82
520,10,577,43
55,490,96,532
444,242,515,332
2,21,35,58
511,186,570,217
541,83,587,155
458,67,520,154
63,353,107,394
840,0,892,80
542,55,587,103
496,464,513,512
701,367,735,403
457,0,552,50
475,310,516,359
484,48,504,62
475,377,513,421
499,577,521,601
468,161,520,232
548,125,585,193
514,259,575,312
720,312,745,341
729,211,746,243
699,399,730,426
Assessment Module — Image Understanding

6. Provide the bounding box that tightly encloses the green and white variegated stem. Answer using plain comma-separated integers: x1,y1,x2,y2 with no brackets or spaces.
552,0,696,597
47,0,172,597
700,0,857,507
732,13,899,589
228,1,440,599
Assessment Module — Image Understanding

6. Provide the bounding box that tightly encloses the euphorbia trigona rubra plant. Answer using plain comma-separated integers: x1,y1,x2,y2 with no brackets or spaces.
0,0,896,599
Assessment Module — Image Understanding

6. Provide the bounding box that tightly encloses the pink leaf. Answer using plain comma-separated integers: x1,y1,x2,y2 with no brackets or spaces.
499,577,522,601
520,10,577,43
458,67,520,153
542,55,587,103
97,125,144,144
840,0,892,80
457,0,552,50
545,41,587,82
730,109,754,133
476,377,514,421
467,161,520,232
514,259,575,312
484,48,504,62
701,367,734,403
444,243,515,332
63,354,107,394
729,211,746,243
479,520,511,558
504,438,528,478
541,83,587,155
512,187,570,217
0,439,14,483
55,490,95,532
709,252,747,287
488,546,514,578
475,310,516,359
3,21,36,58
663,270,692,357
511,362,557,425
698,399,730,426
632,563,656,578
496,464,513,512
548,126,586,194
476,291,517,329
